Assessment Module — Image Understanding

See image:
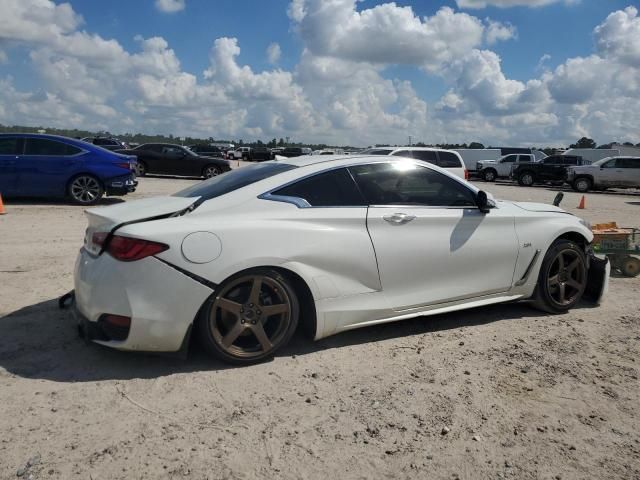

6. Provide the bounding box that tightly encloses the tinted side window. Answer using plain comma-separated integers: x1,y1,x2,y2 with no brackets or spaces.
349,162,476,207
437,152,461,168
410,150,438,164
391,150,412,159
361,149,393,155
563,157,579,165
502,155,518,163
0,137,19,155
619,158,640,168
273,168,365,207
543,156,559,164
24,138,81,156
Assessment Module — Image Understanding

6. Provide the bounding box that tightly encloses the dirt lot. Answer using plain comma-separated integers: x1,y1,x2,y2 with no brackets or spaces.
1,174,639,480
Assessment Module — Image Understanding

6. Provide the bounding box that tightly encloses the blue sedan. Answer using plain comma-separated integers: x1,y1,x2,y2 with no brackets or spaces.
0,133,137,205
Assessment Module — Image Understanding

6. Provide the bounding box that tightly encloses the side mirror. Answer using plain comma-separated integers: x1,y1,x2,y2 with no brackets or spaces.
476,191,491,214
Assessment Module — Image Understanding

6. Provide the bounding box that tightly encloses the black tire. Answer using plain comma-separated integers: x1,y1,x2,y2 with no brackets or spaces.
532,239,587,313
202,165,221,179
136,161,147,177
622,257,640,277
197,268,300,365
573,177,592,193
67,174,104,205
518,171,535,187
482,169,497,182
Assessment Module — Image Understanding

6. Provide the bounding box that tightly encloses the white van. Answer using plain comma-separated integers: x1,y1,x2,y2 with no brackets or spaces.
360,147,467,180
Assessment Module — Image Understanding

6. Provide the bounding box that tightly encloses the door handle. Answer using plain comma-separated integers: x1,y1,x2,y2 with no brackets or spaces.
383,213,416,225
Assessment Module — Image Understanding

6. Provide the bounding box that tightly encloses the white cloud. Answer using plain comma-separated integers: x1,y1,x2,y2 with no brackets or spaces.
456,0,578,9
0,0,638,147
266,42,281,65
155,0,185,13
594,6,640,67
485,19,517,44
289,1,485,71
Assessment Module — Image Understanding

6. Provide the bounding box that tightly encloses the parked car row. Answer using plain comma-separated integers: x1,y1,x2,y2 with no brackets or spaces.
476,152,640,192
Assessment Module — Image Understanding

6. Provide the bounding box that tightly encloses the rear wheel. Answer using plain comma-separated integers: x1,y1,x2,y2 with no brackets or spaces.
518,172,535,187
482,169,497,182
198,269,299,364
68,175,104,205
532,239,587,313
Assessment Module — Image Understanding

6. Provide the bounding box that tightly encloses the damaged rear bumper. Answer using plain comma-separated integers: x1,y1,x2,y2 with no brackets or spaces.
584,252,610,304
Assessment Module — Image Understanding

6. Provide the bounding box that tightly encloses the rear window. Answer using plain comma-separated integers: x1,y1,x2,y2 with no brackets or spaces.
361,149,393,155
437,152,462,168
24,138,81,156
0,137,19,155
175,162,298,202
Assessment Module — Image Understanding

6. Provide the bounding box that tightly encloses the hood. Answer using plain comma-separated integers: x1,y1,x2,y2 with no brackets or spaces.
509,201,569,214
85,196,198,232
478,160,497,165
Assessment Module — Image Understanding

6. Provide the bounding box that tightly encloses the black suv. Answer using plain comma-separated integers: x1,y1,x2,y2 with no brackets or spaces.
280,147,304,158
511,155,587,186
250,146,273,161
188,144,224,157
82,137,129,151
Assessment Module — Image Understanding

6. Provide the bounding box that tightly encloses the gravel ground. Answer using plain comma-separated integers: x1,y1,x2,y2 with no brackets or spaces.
0,173,639,480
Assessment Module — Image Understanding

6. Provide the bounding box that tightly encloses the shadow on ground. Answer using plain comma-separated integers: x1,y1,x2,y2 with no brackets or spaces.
0,295,595,383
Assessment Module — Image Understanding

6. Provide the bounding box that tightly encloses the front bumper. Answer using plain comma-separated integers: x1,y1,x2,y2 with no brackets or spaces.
74,248,213,352
106,174,137,196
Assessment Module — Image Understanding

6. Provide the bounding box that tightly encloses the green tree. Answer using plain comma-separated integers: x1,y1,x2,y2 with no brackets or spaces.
468,142,484,149
570,137,596,149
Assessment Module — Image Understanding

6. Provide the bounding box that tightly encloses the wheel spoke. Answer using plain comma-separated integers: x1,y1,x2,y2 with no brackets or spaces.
222,321,245,348
557,253,565,269
251,323,273,351
548,274,560,287
567,257,580,273
261,304,288,317
217,297,242,316
566,279,582,290
248,277,262,305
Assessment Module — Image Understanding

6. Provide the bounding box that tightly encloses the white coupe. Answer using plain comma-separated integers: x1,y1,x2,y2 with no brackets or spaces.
73,155,609,364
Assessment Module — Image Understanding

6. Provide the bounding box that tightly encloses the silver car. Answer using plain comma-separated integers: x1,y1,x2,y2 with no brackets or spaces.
567,156,640,192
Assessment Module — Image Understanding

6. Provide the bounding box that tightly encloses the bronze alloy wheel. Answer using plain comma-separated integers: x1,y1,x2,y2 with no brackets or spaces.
533,239,588,313
546,249,586,306
207,273,295,360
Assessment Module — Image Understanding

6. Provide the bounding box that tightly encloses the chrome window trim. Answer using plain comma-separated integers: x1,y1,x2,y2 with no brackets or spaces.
258,159,481,210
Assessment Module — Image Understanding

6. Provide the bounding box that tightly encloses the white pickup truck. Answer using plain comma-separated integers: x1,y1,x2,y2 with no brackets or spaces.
476,153,537,182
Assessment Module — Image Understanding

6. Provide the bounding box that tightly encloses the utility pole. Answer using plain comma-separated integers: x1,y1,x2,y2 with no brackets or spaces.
408,135,412,146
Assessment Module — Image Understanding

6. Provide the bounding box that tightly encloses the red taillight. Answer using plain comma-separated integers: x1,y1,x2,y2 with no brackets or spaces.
115,162,132,170
103,314,131,328
106,235,168,262
464,169,469,180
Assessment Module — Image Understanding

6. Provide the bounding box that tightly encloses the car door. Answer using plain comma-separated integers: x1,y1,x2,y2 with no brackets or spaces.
0,136,23,195
621,158,640,188
19,137,84,196
350,161,520,310
498,154,518,177
598,158,625,186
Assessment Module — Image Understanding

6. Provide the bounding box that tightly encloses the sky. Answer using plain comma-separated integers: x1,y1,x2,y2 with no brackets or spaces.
0,0,639,147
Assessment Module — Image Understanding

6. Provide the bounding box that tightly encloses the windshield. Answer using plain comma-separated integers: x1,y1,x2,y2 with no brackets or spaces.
174,162,298,202
182,146,198,156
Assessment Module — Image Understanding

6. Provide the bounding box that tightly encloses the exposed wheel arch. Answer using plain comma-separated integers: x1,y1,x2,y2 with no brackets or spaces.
556,231,590,251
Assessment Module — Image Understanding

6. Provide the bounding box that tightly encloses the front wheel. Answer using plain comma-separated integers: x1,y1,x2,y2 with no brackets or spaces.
532,239,587,313
198,269,299,364
573,177,592,193
68,175,104,205
482,169,497,182
203,165,221,178
518,172,535,187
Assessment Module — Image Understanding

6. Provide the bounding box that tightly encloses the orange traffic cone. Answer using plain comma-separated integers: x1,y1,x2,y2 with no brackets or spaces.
0,193,5,215
577,195,586,210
